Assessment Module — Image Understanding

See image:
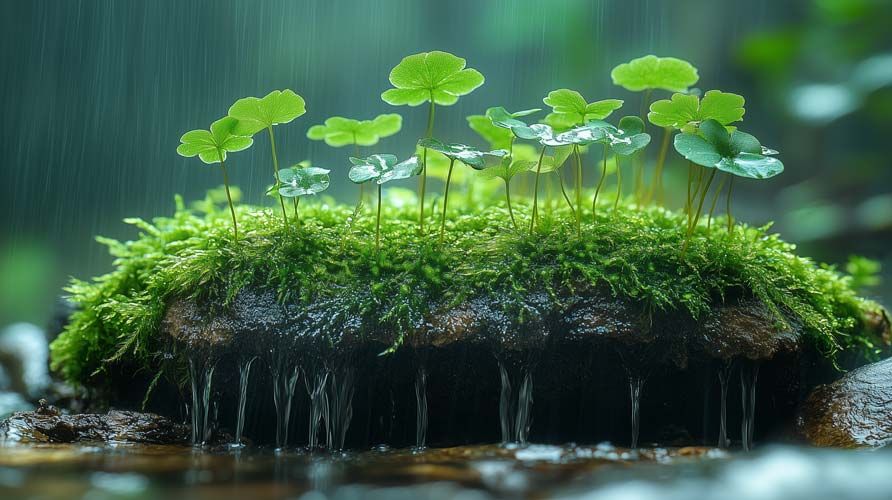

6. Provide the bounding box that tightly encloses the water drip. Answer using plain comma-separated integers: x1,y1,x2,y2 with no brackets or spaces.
740,362,759,451
628,375,644,449
270,356,300,450
187,355,216,446
414,366,428,449
498,360,514,444
514,369,533,444
306,368,330,449
326,367,355,451
497,359,534,444
717,361,733,449
232,356,257,448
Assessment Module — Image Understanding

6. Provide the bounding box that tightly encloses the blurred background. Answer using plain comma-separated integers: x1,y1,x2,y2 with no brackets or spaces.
1,0,891,331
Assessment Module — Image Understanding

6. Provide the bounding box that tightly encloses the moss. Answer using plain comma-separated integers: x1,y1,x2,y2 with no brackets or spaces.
50,194,888,386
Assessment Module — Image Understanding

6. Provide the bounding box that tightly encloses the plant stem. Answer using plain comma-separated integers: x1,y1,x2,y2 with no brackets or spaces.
707,175,727,230
293,197,301,226
558,168,576,219
685,161,694,218
614,156,622,212
267,127,288,224
440,158,455,243
219,160,238,241
645,127,672,205
418,96,436,234
690,169,716,231
353,139,364,206
573,145,583,233
592,144,608,222
529,145,547,235
726,176,735,233
376,184,382,251
504,180,517,229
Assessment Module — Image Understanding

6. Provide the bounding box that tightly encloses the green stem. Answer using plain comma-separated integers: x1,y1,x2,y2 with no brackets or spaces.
592,144,608,222
573,145,583,233
440,159,455,243
558,168,576,219
293,196,301,226
219,160,238,241
707,175,727,230
726,176,735,234
614,156,622,212
267,127,288,224
529,145,547,235
646,127,672,205
504,179,517,229
376,184,382,251
682,168,716,254
353,139,364,206
418,97,436,235
685,161,694,218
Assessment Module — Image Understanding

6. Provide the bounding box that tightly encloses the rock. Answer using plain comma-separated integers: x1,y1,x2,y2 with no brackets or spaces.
796,357,892,448
0,323,50,398
0,401,189,444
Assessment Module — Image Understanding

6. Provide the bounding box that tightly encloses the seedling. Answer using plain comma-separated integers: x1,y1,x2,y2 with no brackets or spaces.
611,55,699,203
417,138,507,241
274,165,331,226
587,117,651,215
348,154,422,250
674,119,783,248
228,90,307,224
176,116,253,239
382,51,485,233
306,114,402,202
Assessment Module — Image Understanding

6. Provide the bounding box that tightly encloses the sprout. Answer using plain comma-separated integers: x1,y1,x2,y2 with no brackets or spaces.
228,90,307,225
176,116,253,240
348,154,422,250
647,90,746,204
417,138,507,241
674,119,783,246
306,114,402,203
274,165,331,226
381,51,485,234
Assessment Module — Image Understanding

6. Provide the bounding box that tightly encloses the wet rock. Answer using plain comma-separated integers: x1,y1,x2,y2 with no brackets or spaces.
695,298,800,362
796,357,892,448
0,400,189,444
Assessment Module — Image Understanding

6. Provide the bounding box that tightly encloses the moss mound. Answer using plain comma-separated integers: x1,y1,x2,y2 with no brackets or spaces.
50,195,887,385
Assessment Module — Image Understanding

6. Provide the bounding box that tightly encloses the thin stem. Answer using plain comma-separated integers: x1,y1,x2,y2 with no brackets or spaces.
417,97,436,235
592,144,608,222
685,161,694,218
353,139,364,207
558,168,576,219
504,179,518,229
690,169,716,232
645,127,672,205
707,175,727,230
440,159,455,243
573,145,583,233
220,160,238,241
690,165,705,227
268,127,288,224
529,145,547,235
614,156,622,212
639,89,654,123
726,176,735,234
376,184,382,251
293,197,301,226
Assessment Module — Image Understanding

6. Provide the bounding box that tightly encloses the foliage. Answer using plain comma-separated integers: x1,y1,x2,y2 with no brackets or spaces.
381,51,484,106
228,89,307,135
674,119,783,179
276,166,331,197
176,117,252,164
348,154,421,185
542,89,623,128
611,55,700,93
416,138,507,170
648,90,746,133
306,114,402,147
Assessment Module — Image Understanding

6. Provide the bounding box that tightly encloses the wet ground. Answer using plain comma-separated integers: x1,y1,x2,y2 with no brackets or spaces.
1,442,890,499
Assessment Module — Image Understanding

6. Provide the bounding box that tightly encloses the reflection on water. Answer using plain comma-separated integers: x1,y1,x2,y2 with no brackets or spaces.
1,442,889,499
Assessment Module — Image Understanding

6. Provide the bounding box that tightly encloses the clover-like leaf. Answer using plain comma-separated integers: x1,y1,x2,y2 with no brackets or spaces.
467,114,513,150
542,89,623,128
381,51,484,107
228,90,306,136
605,116,652,156
674,119,783,179
177,116,253,164
610,55,699,93
648,90,745,132
306,113,403,147
417,138,508,170
348,154,422,185
485,106,542,139
276,166,331,198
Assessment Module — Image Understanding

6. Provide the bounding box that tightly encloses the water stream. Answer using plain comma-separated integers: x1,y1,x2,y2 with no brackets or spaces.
270,355,300,450
740,362,760,451
187,355,216,446
628,375,645,449
717,361,733,449
326,367,355,451
306,368,330,449
232,356,257,448
414,366,428,449
497,359,534,444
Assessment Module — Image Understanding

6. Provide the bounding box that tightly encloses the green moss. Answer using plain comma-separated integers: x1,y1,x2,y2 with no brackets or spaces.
50,194,887,386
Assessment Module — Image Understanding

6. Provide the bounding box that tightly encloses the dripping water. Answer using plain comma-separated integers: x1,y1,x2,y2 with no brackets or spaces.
414,366,428,449
717,360,733,449
629,375,645,449
326,367,355,451
306,368,330,449
740,362,760,451
232,356,257,448
187,355,216,446
498,360,514,444
497,359,534,444
270,356,300,450
514,369,534,444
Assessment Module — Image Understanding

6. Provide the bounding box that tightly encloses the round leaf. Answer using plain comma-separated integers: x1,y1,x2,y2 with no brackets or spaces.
716,153,784,179
543,89,623,126
648,90,745,130
611,55,699,92
278,166,331,197
381,51,484,107
417,138,507,170
228,90,306,135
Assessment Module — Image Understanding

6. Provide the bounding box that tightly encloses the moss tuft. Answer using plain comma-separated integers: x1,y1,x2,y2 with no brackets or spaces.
50,194,888,385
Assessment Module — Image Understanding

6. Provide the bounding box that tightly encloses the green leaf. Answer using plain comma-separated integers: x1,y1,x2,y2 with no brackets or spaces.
673,119,783,179
417,138,508,170
608,116,651,156
485,106,540,139
228,89,307,135
277,166,331,197
543,89,623,126
648,90,745,131
306,114,403,148
467,114,513,150
348,154,421,184
478,156,534,182
381,51,484,107
611,55,699,92
177,116,253,165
